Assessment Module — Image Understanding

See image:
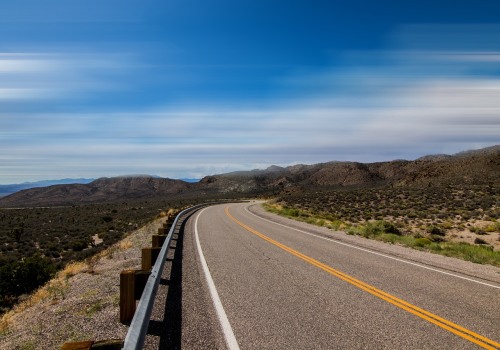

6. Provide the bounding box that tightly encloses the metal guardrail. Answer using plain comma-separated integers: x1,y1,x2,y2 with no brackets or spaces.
122,203,212,350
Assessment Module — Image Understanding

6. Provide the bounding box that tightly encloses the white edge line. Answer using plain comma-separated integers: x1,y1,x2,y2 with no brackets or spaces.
245,205,500,290
195,207,241,350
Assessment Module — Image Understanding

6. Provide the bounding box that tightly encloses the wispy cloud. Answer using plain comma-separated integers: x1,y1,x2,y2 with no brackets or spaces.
3,73,499,181
0,51,132,102
1,26,500,183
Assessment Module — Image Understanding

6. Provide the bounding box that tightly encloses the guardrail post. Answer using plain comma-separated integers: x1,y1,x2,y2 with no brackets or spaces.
120,270,136,323
134,270,150,300
61,341,93,350
119,269,150,323
163,218,174,228
122,203,212,349
141,247,161,271
61,339,123,350
152,234,167,248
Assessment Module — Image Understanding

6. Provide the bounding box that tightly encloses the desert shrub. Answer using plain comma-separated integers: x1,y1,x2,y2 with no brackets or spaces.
484,224,497,233
283,207,300,217
474,237,488,245
428,226,445,236
364,221,401,236
430,235,447,243
71,240,88,252
380,221,401,235
440,221,454,230
414,237,432,247
102,216,113,222
328,220,344,230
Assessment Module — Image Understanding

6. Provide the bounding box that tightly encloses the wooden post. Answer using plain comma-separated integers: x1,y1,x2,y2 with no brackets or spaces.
61,340,123,350
164,217,174,228
90,339,124,349
152,234,167,248
61,341,93,350
158,227,167,235
141,248,152,271
141,247,161,271
120,270,136,323
134,270,151,300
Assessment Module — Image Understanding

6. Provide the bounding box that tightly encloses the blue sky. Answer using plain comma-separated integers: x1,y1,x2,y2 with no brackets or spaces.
1,0,499,183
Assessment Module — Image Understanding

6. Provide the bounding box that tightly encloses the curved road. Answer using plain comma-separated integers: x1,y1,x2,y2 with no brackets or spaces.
180,202,500,349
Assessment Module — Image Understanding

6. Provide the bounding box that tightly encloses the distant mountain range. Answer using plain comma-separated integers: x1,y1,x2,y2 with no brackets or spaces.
0,178,95,198
179,178,200,183
0,145,498,207
0,177,200,198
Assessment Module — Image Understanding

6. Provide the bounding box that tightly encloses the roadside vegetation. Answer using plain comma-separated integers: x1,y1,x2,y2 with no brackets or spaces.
0,219,161,347
264,184,500,267
0,199,189,314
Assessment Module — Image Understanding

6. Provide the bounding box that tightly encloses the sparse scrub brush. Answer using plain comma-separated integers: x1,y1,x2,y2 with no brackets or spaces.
428,226,445,236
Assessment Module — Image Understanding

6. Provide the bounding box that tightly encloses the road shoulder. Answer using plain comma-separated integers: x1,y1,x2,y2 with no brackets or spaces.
248,202,500,285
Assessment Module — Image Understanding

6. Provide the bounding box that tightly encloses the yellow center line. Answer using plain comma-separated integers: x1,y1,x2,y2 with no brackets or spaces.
225,206,500,350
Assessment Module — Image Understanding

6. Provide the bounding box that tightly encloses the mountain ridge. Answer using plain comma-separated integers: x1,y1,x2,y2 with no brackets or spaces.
0,178,95,198
0,145,498,207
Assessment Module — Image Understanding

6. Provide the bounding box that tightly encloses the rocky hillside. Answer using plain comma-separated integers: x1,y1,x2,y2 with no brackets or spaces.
0,146,498,207
196,145,500,194
0,176,192,207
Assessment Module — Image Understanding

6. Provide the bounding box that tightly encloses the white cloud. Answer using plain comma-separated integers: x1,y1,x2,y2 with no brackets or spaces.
1,45,500,183
0,51,131,102
0,88,56,100
0,57,53,72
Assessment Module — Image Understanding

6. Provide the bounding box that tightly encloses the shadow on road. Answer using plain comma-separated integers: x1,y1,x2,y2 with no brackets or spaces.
146,218,187,349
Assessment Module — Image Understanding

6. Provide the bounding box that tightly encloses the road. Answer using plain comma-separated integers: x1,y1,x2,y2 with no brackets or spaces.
178,202,500,349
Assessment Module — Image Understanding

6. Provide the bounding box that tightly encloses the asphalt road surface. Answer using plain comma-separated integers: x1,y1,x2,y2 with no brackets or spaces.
179,202,500,350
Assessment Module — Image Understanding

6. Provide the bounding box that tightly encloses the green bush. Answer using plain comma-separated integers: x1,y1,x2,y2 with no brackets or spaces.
414,237,432,247
428,226,445,236
364,221,401,236
0,255,56,310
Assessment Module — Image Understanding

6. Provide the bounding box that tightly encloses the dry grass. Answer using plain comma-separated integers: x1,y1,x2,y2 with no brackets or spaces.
61,262,88,278
0,261,87,335
119,240,133,250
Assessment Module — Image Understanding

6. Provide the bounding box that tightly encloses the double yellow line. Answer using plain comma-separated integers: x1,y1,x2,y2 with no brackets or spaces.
225,207,500,350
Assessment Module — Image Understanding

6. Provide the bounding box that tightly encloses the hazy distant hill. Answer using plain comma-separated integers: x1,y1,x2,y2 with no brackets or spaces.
0,145,498,207
179,178,200,183
0,178,94,197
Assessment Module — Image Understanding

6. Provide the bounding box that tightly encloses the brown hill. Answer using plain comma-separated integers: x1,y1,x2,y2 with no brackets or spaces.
195,145,500,194
0,145,498,207
0,176,191,207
